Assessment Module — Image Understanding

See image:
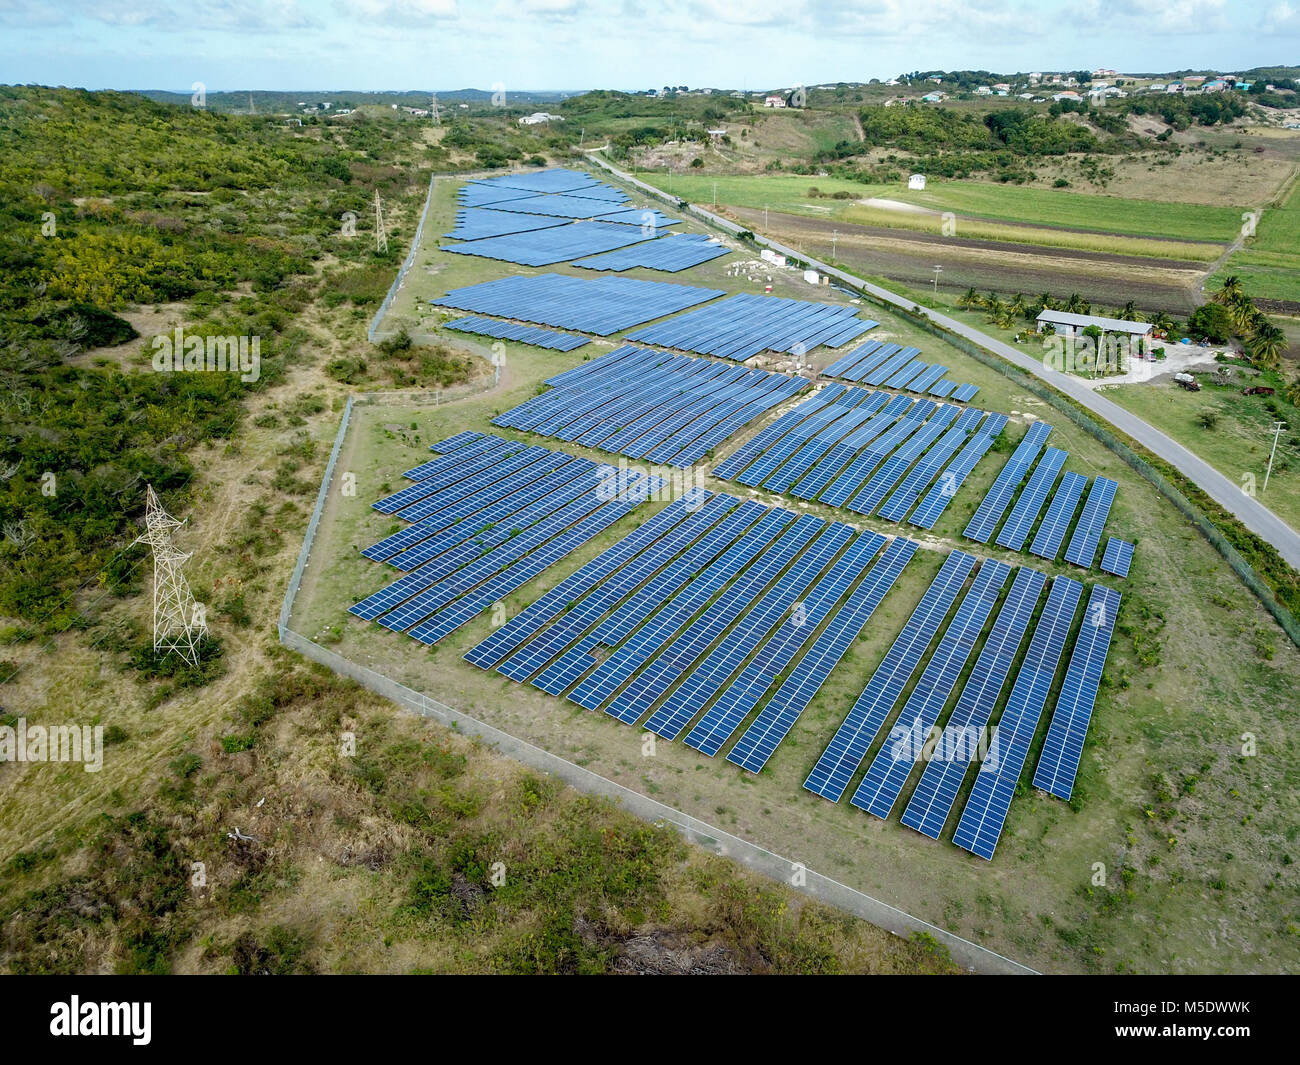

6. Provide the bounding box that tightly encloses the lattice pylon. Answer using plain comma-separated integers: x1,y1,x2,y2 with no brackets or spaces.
374,190,388,254
133,485,206,667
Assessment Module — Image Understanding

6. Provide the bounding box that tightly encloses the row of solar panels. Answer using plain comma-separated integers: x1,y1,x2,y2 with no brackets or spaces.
494,345,809,468
625,291,877,362
432,273,725,335
712,385,1008,528
354,430,1121,862
825,339,980,403
805,550,1120,860
962,424,1132,573
445,169,734,272
443,315,589,351
349,437,664,644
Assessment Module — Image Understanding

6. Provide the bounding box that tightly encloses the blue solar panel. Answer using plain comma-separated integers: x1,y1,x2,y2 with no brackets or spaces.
501,495,741,685
724,536,917,773
963,421,1054,543
846,408,959,516
824,340,882,378
899,566,1047,839
1032,584,1121,800
849,558,1012,819
442,221,653,267
803,550,978,803
929,379,957,398
952,576,1082,859
483,192,628,219
471,168,604,195
1063,477,1118,569
1099,537,1134,578
626,292,873,361
711,388,846,481
569,507,796,713
905,427,999,530
602,513,826,725
463,491,708,670
443,315,590,351
994,446,1068,551
643,520,856,740
683,530,887,757
443,207,570,241
951,383,980,403
877,425,971,523
433,273,724,335
1027,471,1087,561
573,232,729,272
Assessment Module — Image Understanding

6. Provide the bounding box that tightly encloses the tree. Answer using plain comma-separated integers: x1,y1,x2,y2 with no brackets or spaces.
1010,292,1028,319
1283,375,1300,408
1247,322,1286,370
1188,302,1234,343
1065,292,1090,313
958,286,981,308
1119,299,1147,323
1213,275,1244,305
1151,311,1176,337
1198,408,1220,430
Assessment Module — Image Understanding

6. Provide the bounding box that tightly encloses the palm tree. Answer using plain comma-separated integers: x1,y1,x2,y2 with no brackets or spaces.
1065,292,1090,314
1151,311,1176,337
958,286,981,309
1228,292,1258,334
1247,323,1286,370
1119,300,1147,323
1283,375,1300,408
1010,292,1028,319
1213,275,1244,306
1037,291,1058,312
984,294,1006,323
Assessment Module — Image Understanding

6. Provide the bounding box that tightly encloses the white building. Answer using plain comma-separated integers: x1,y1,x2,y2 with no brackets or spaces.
764,95,786,108
908,174,926,190
1036,309,1153,340
518,112,563,125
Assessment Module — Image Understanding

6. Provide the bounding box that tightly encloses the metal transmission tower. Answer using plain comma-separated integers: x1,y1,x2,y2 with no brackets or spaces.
374,190,388,253
133,485,206,666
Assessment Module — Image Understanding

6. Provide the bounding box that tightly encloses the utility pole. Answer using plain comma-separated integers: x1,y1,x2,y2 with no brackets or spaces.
1263,420,1286,493
932,264,942,297
831,229,838,258
374,190,388,254
764,204,769,229
713,180,718,206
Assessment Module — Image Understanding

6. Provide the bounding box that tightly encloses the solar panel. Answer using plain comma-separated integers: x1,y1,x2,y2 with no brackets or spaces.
724,536,917,773
963,421,1054,543
803,550,978,803
994,446,1068,551
573,232,730,272
483,193,627,219
463,491,709,670
683,530,887,757
1063,477,1118,569
952,576,1082,859
711,388,847,481
849,558,1012,819
626,292,873,361
602,513,826,725
1099,537,1134,578
951,383,980,403
432,273,724,335
905,428,999,530
474,168,604,195
443,207,571,241
500,494,740,685
643,521,856,740
443,315,589,351
1027,471,1087,561
1032,584,1121,800
441,221,653,267
899,566,1047,839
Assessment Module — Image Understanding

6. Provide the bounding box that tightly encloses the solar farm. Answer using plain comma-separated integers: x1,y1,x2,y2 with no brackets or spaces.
287,165,1289,973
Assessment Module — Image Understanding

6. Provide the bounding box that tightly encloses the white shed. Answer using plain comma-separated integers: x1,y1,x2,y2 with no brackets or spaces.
908,174,926,190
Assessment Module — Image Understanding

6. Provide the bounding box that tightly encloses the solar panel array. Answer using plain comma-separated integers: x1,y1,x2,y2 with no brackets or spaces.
1063,477,1119,569
712,386,1007,525
1099,537,1134,578
443,169,720,270
625,292,875,361
994,446,1067,551
963,421,1054,543
952,576,1082,859
823,340,981,402
1033,584,1122,800
443,315,589,351
456,492,919,774
432,273,724,335
349,434,663,646
494,345,808,467
1028,471,1088,560
573,233,731,273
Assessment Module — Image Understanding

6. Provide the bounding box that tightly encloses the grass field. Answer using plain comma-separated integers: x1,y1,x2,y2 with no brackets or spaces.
282,170,1300,975
640,172,1244,249
1103,372,1300,531
1214,177,1300,302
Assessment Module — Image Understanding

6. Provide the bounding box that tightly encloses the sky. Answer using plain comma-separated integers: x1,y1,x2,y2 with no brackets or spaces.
0,0,1295,93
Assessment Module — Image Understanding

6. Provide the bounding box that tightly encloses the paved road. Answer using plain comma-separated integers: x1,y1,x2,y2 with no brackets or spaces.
589,155,1300,572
